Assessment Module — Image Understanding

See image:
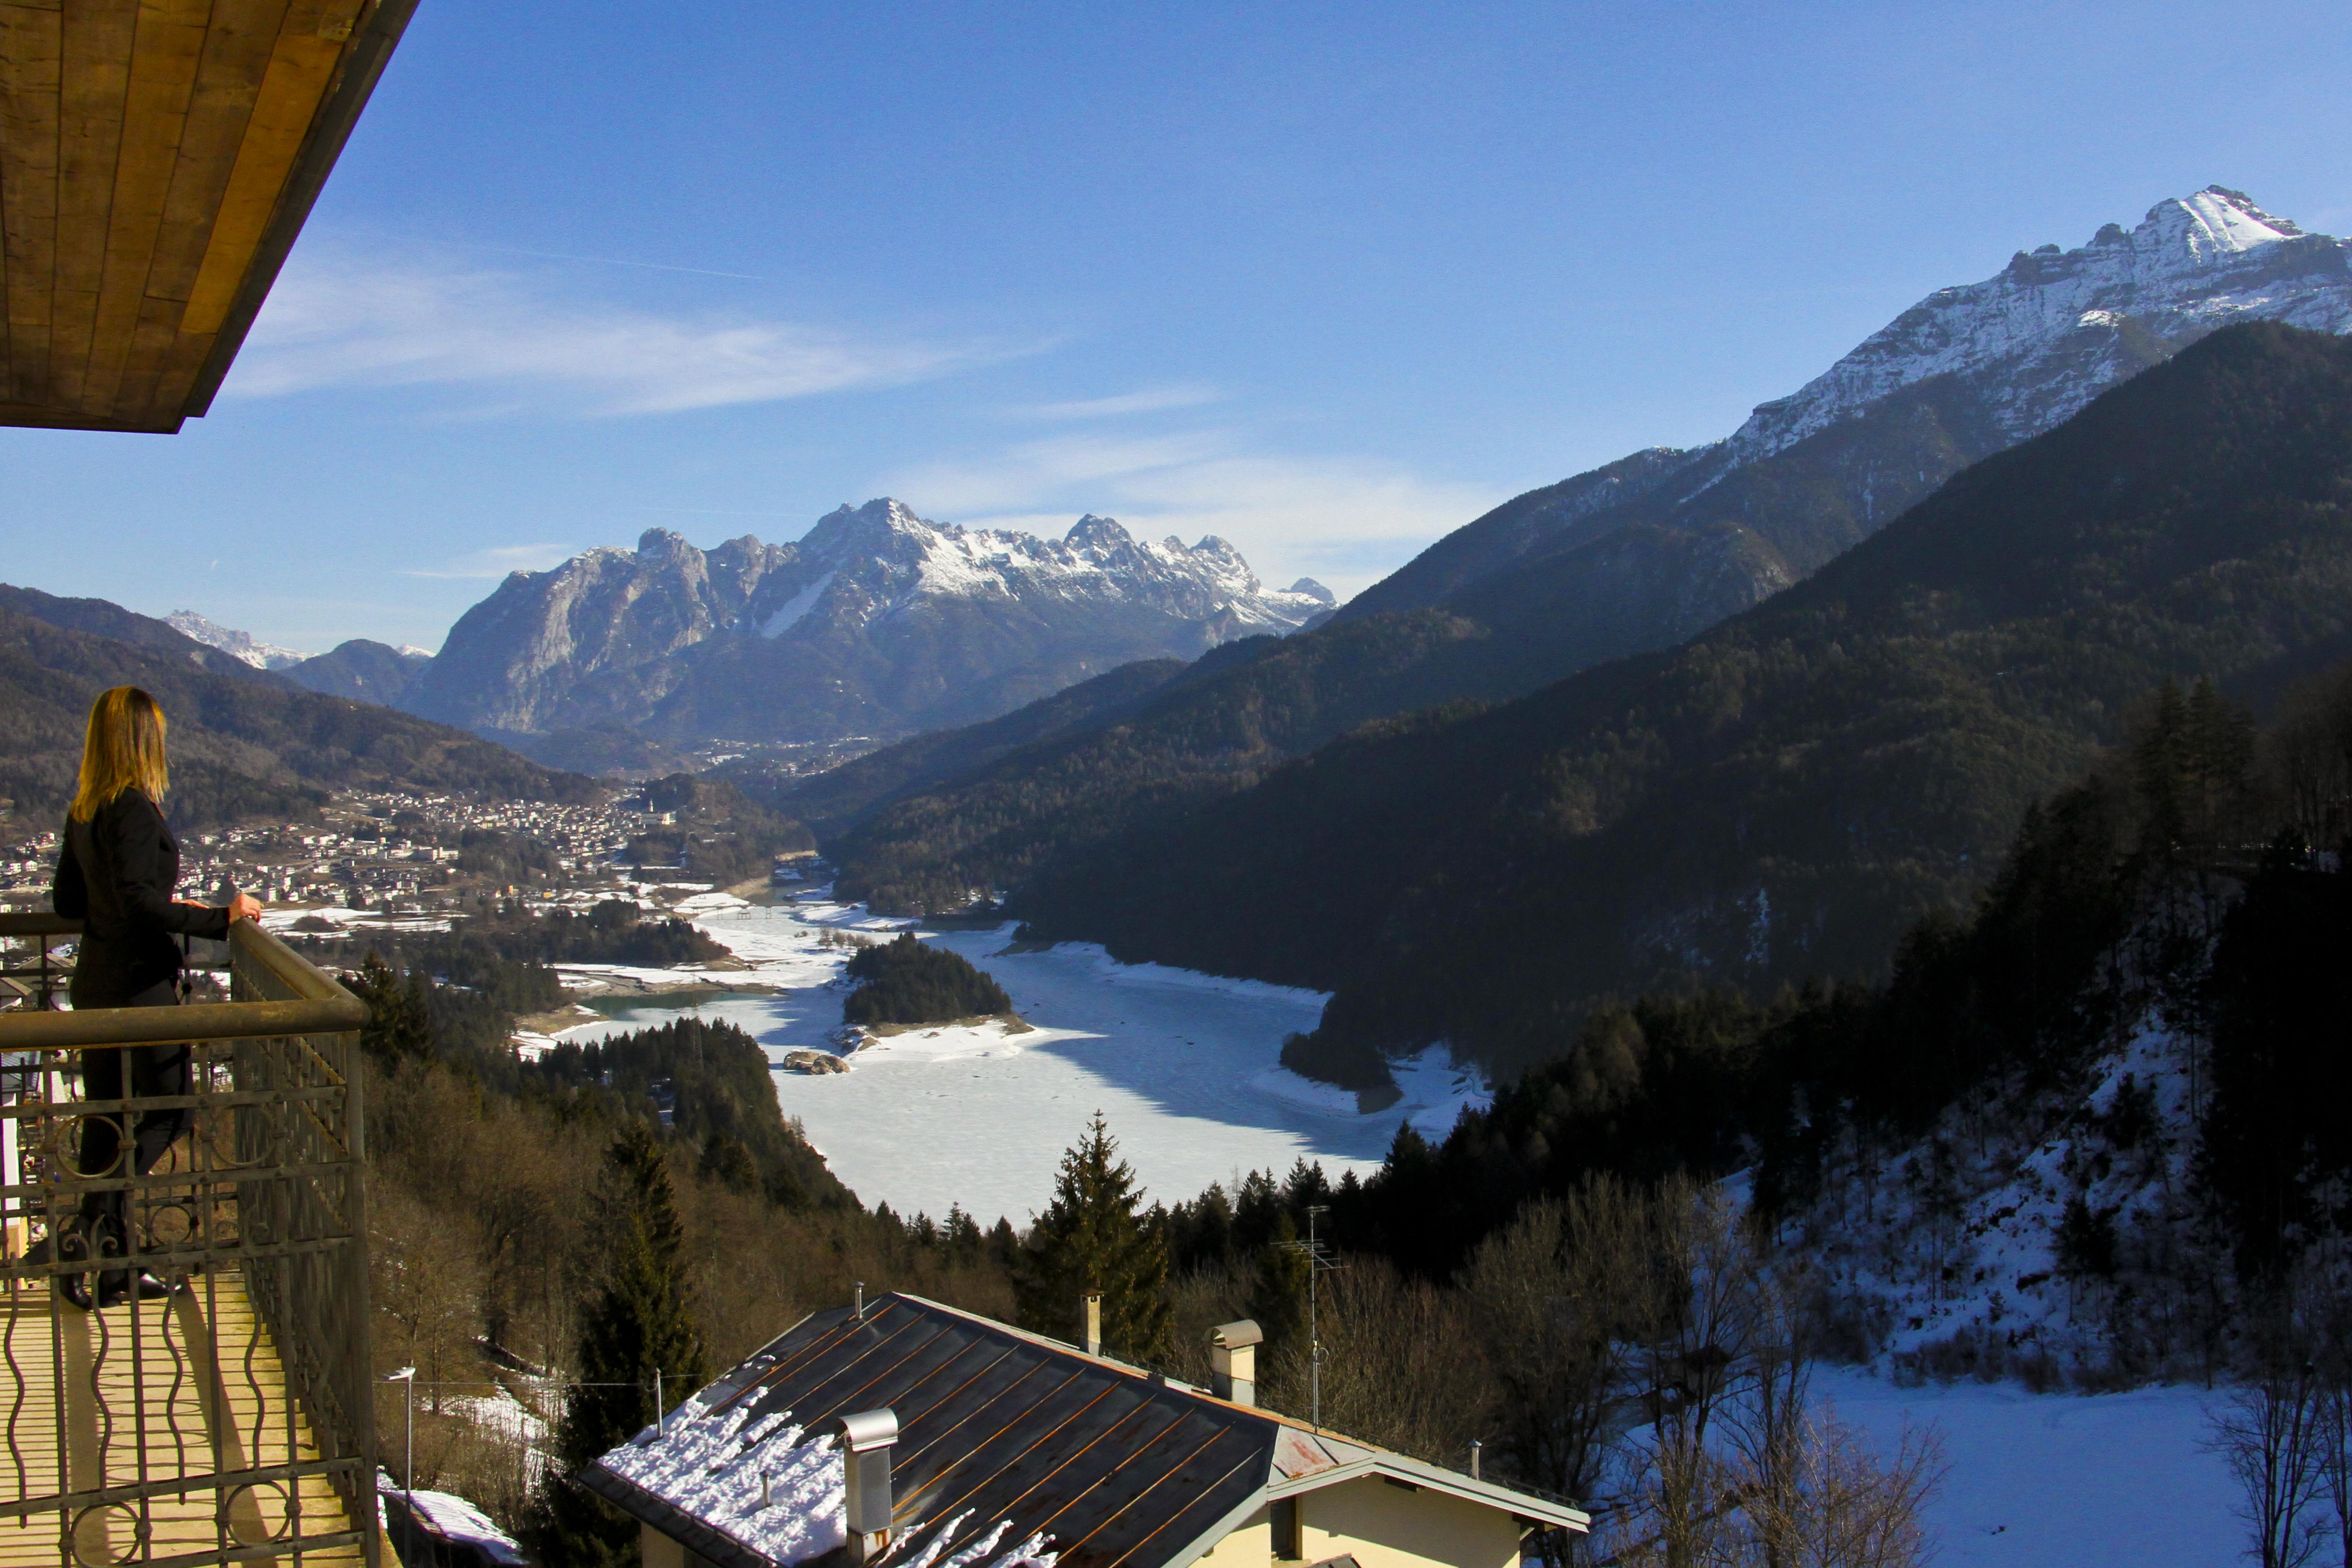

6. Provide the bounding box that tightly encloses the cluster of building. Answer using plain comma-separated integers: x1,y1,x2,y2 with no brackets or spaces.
0,790,665,916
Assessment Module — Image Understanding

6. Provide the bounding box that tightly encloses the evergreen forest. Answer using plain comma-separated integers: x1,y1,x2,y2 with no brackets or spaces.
841,931,1015,1026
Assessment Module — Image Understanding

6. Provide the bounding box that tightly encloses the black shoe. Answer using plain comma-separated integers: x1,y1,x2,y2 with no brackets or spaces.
133,1271,179,1300
94,1270,132,1309
55,1221,98,1310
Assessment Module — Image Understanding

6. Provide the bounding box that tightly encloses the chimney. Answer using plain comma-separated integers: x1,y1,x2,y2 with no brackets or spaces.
1082,1292,1103,1357
833,1409,898,1564
1209,1320,1263,1407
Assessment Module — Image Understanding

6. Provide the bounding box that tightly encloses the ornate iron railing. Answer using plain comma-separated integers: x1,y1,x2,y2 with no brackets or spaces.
0,914,377,1568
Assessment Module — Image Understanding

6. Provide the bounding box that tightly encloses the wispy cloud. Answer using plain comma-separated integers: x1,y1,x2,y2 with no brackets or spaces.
880,429,1498,599
230,252,1022,416
402,542,576,580
1015,384,1224,420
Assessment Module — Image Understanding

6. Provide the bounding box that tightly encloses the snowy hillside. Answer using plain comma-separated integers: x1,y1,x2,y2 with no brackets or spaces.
405,500,1329,744
1778,999,2223,1388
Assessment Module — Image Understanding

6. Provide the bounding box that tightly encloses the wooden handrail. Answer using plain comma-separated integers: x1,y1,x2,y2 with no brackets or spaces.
0,916,366,1042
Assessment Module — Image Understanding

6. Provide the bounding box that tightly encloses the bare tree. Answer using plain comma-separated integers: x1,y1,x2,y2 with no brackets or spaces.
1737,1413,1945,1568
1307,1257,1488,1467
1731,1262,1819,1568
2317,1385,2352,1568
1459,1178,1655,1508
1638,1178,1762,1568
2206,1350,2330,1568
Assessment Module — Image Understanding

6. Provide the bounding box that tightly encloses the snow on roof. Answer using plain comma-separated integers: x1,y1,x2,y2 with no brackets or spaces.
377,1473,529,1566
594,1396,1057,1567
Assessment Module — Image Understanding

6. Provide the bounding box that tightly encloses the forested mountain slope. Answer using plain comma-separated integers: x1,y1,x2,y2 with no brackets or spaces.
815,191,2352,908
1014,323,2352,1073
826,608,1517,909
0,606,598,830
1345,186,2352,642
768,657,1187,837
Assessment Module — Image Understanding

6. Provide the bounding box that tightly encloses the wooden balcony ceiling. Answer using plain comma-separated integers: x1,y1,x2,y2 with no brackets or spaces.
0,0,415,434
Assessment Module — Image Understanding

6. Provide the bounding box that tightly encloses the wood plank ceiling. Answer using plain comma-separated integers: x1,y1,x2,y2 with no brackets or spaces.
0,0,415,433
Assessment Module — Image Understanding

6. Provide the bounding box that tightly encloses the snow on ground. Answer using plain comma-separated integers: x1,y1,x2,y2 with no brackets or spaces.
556,890,1491,1223
1820,1365,2239,1567
259,906,452,934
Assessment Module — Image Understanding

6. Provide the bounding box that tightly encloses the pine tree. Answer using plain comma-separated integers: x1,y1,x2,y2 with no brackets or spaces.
525,1125,709,1568
349,951,431,1063
1013,1113,1172,1365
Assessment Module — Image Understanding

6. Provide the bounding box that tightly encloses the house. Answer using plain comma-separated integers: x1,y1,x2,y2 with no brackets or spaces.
584,1291,1587,1568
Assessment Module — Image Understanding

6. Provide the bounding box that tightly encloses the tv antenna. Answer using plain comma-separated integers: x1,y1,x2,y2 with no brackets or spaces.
1279,1204,1346,1426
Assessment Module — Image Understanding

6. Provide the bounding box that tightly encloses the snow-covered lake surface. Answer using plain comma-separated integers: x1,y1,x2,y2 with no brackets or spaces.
1823,1366,2237,1566
553,890,2256,1562
557,890,1490,1223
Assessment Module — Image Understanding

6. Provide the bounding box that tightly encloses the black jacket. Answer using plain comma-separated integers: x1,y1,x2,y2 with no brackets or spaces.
51,790,230,1007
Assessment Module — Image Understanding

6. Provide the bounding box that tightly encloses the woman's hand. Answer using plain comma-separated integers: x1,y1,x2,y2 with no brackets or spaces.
228,893,264,925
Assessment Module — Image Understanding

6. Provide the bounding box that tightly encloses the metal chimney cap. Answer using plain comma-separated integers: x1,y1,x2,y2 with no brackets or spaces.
833,1409,899,1453
1209,1320,1264,1349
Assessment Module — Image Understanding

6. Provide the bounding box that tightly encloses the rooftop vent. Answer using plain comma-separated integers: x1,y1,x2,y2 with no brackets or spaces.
1082,1291,1103,1357
833,1408,898,1563
1209,1320,1263,1407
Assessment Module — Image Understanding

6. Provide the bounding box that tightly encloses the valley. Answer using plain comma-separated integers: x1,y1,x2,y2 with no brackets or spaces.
11,179,2352,1568
555,887,1486,1225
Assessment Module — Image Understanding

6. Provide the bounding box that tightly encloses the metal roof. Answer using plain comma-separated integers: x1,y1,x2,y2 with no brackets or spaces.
586,1292,1587,1568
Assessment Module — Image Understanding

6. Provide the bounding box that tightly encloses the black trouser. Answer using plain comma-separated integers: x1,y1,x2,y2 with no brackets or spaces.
75,978,191,1242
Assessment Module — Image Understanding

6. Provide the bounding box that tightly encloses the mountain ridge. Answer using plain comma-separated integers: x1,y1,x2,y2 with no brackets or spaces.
403,499,1329,746
1346,186,2352,631
1001,323,2352,1074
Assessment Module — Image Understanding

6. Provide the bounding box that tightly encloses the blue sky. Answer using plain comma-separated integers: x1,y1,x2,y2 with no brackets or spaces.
10,1,2352,653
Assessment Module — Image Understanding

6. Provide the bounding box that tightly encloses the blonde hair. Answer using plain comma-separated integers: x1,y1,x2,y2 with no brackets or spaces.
70,687,169,822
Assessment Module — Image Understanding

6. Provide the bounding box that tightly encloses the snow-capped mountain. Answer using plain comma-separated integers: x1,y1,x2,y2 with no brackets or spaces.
163,610,311,670
1347,187,2352,632
402,499,1331,743
1723,186,2352,465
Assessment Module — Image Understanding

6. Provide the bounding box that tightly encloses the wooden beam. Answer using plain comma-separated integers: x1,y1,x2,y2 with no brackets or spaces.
82,0,211,420
0,0,64,408
49,0,134,409
181,0,358,336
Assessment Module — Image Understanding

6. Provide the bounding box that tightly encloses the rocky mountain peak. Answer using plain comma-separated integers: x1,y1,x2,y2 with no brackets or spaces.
1719,187,2352,467
1065,514,1134,550
163,610,310,670
405,497,1328,743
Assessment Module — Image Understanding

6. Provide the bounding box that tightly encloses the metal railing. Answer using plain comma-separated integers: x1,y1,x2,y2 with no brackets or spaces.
0,915,377,1568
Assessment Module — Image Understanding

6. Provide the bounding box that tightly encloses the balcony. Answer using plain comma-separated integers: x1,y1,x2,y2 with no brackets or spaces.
0,916,378,1568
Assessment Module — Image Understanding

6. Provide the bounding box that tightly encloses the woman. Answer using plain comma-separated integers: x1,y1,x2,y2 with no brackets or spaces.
49,686,262,1308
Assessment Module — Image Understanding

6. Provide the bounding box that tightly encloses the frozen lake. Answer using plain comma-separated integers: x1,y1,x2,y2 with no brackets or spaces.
561,894,2256,1564
559,890,1489,1223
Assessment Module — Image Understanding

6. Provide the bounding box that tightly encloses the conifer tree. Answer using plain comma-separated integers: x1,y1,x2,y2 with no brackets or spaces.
1014,1113,1173,1365
349,951,432,1064
526,1125,709,1568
